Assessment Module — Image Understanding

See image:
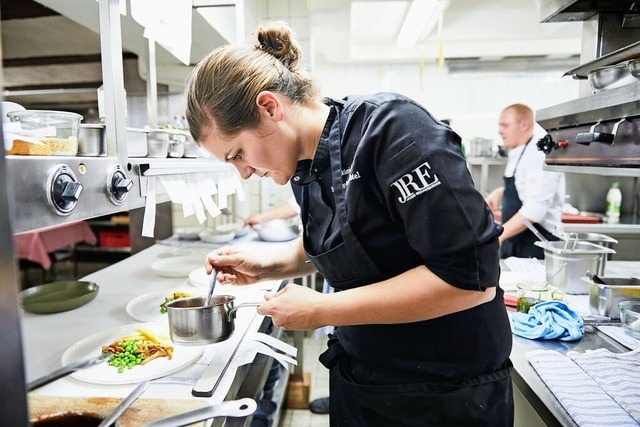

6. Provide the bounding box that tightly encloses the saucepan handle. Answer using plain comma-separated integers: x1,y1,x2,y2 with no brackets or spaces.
141,398,257,427
227,302,263,321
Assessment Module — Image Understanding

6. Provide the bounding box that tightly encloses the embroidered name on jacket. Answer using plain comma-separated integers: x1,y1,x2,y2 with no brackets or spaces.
391,161,441,203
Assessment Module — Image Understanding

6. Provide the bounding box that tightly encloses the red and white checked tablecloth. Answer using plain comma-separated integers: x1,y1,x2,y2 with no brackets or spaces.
14,221,97,270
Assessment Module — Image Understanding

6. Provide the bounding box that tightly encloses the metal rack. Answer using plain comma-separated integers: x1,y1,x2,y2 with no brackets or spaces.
0,1,235,425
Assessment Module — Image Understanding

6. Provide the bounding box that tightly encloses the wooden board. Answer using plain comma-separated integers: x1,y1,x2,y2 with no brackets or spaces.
29,395,207,426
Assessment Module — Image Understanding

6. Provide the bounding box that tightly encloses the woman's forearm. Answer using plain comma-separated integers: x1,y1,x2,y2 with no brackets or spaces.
317,265,496,326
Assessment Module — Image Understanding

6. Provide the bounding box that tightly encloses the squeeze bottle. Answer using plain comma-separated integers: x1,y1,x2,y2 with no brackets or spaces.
606,182,622,224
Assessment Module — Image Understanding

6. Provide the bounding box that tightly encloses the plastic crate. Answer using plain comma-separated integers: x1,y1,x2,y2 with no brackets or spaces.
99,230,130,248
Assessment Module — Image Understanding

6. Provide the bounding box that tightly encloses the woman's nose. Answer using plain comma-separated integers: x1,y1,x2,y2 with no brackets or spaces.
236,164,255,180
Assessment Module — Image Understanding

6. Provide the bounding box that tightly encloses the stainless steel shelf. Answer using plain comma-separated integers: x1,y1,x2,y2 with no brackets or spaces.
544,164,640,177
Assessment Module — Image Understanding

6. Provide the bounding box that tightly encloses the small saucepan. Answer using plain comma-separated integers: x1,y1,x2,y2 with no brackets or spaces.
166,295,261,346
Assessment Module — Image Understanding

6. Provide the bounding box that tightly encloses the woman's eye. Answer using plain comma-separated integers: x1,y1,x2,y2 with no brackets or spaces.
226,152,242,162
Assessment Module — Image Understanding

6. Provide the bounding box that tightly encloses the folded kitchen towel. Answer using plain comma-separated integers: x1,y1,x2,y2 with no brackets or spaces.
527,349,639,427
510,301,584,341
568,347,640,423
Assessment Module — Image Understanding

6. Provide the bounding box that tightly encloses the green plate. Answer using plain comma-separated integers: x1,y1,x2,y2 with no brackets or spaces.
19,281,99,314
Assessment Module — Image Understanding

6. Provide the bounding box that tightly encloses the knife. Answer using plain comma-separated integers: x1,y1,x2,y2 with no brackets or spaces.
27,351,112,392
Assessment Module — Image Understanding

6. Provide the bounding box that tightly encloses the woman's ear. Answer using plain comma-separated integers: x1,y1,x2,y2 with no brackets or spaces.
256,91,283,122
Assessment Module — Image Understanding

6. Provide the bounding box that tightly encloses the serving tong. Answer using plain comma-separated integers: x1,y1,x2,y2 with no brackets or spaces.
27,351,113,392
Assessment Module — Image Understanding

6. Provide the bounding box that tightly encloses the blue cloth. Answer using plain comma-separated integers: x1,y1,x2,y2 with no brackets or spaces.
510,301,584,341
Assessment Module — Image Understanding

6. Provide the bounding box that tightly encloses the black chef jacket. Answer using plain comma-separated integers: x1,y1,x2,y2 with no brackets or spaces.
291,93,511,380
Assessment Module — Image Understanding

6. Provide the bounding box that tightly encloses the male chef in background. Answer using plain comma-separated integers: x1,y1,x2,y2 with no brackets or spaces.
485,103,565,259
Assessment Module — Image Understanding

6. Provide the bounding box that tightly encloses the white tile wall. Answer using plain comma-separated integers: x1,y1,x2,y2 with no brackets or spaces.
314,61,580,149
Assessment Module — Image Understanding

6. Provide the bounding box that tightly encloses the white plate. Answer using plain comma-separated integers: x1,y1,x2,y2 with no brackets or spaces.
188,266,279,292
126,288,205,322
151,255,205,278
61,322,203,385
198,229,236,244
174,227,204,240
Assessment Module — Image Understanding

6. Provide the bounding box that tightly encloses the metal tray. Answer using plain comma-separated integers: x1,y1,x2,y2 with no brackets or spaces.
564,40,640,79
19,281,99,314
586,277,640,319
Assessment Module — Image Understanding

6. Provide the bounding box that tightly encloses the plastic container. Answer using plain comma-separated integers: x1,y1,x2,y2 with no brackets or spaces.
146,130,170,158
6,110,82,156
605,182,622,224
126,127,148,157
184,135,201,158
99,230,130,248
168,132,186,158
619,300,640,338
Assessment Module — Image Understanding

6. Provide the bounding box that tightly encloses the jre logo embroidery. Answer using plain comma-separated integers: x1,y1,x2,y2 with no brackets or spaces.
391,161,441,203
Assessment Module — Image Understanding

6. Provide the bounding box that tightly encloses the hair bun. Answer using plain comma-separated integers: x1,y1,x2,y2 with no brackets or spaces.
254,22,302,71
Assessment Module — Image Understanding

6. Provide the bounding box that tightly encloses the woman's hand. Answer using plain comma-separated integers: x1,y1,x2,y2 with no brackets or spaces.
258,284,326,330
243,213,265,227
205,247,265,285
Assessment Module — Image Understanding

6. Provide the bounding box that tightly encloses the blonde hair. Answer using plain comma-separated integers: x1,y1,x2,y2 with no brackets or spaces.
504,104,534,127
185,22,318,142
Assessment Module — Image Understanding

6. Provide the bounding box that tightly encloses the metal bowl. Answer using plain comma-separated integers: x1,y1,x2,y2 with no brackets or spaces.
588,61,639,92
628,58,640,79
253,219,300,242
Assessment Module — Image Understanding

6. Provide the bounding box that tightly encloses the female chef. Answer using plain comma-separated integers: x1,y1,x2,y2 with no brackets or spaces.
186,21,514,427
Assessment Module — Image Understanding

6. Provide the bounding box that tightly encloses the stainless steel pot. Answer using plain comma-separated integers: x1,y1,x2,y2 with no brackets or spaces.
78,124,105,156
166,295,260,346
535,241,616,294
555,232,618,276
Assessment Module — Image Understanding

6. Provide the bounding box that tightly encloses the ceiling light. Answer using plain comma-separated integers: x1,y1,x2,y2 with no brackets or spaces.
397,0,450,48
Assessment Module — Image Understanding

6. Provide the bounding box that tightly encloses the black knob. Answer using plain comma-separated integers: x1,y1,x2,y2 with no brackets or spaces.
51,173,83,213
536,134,555,154
110,170,132,203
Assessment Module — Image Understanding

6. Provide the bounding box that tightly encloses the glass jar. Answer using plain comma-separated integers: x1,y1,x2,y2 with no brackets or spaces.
516,281,551,313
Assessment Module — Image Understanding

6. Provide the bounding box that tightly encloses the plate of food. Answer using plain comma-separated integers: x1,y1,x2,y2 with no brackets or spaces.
151,255,205,278
61,322,203,385
126,288,204,322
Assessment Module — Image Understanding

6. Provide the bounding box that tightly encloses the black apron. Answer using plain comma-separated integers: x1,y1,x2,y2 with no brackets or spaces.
303,100,514,426
500,140,556,259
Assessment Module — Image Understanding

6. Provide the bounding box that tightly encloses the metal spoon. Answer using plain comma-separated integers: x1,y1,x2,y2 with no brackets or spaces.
220,208,246,222
206,250,221,306
521,216,549,243
97,380,150,427
206,267,220,306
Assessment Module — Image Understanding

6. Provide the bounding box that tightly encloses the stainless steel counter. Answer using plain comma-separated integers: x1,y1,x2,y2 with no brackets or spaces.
20,235,295,426
508,260,640,426
511,328,629,426
561,220,640,235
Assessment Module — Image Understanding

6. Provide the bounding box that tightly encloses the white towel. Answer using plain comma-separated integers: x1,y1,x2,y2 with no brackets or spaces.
527,350,639,426
568,348,640,422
